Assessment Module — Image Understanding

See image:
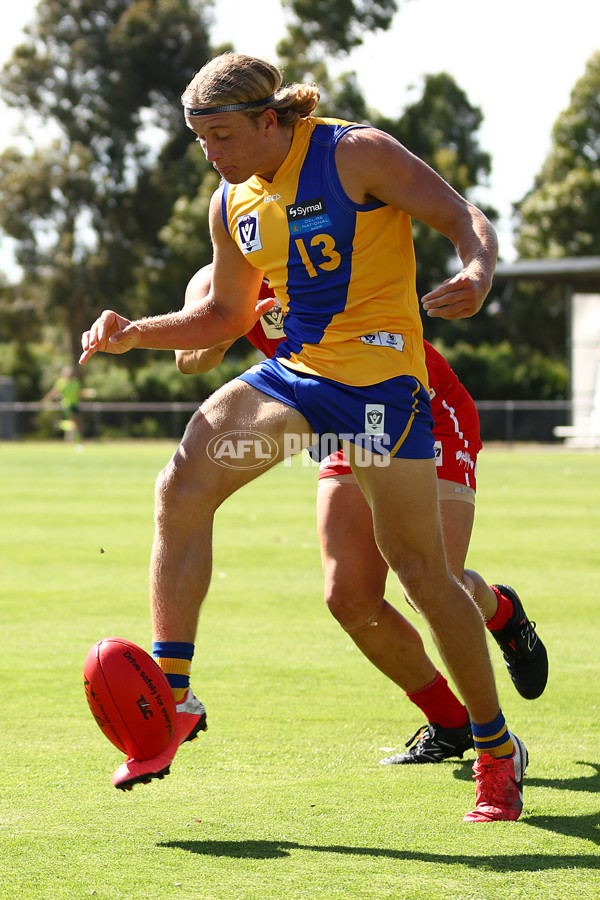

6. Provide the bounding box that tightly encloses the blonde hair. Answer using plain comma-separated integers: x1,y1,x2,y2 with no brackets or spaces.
181,52,319,126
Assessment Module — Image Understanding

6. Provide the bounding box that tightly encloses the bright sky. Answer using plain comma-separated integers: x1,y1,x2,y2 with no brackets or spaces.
1,0,600,264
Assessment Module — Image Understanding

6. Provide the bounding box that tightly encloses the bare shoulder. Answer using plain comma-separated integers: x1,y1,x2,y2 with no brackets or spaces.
335,126,421,204
210,183,241,250
336,126,414,167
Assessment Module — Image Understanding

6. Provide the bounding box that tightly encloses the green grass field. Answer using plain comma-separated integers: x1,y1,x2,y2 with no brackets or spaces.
1,441,599,899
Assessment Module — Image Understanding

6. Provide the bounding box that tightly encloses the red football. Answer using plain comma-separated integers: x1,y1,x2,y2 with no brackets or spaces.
83,637,176,759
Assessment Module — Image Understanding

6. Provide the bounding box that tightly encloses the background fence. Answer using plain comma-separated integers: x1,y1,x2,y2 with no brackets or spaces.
0,399,586,445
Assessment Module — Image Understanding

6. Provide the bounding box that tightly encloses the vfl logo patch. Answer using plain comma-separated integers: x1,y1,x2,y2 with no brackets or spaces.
260,304,285,340
236,212,262,254
365,404,385,435
287,197,332,234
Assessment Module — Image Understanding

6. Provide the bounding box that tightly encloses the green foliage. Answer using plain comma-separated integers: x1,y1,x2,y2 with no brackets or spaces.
378,73,492,192
475,279,570,361
505,52,600,364
83,357,138,401
436,339,567,401
318,71,370,123
0,0,213,369
279,0,399,61
83,340,260,402
132,348,259,402
0,337,45,400
131,163,219,320
515,50,600,259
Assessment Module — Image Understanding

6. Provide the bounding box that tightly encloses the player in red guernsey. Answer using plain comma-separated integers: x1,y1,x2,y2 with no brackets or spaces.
176,266,548,765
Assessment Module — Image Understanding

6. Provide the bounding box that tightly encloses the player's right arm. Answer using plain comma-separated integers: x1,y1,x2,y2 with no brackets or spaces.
335,128,497,321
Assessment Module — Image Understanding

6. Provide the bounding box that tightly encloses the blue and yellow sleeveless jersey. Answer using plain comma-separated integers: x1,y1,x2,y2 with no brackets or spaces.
221,115,428,389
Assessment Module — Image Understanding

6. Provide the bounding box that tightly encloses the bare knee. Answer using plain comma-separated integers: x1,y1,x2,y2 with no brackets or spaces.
393,552,455,619
398,556,484,635
324,573,385,634
154,446,224,529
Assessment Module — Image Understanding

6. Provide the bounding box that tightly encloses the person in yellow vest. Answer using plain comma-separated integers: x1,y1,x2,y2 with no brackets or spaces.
42,366,82,444
80,53,527,822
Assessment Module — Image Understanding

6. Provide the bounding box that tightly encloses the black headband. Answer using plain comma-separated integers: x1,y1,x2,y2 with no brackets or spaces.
184,94,276,117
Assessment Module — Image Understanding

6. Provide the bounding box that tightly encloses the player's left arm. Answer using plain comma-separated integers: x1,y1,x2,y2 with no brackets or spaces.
336,128,498,320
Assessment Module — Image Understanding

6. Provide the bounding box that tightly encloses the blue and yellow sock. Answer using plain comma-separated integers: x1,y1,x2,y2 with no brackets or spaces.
471,711,514,759
153,641,194,703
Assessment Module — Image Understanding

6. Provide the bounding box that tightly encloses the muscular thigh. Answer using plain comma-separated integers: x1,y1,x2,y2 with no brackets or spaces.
167,378,314,504
348,450,448,594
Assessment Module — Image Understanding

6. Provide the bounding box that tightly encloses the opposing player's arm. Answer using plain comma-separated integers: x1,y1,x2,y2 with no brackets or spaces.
174,265,234,374
176,331,231,374
336,128,498,320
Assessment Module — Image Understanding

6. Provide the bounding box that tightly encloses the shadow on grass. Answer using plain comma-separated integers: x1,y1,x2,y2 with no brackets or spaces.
158,838,600,870
158,762,600,865
452,758,600,846
452,759,600,794
157,762,600,867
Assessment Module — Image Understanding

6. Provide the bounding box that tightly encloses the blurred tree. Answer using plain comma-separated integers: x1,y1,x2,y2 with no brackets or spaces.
277,0,401,76
515,50,600,260
489,50,600,362
0,0,212,378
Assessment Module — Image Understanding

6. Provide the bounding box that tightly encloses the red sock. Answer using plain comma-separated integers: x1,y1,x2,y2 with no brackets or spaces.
406,671,468,729
486,585,514,632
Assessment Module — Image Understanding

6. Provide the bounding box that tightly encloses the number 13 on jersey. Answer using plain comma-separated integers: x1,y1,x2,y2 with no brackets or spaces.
295,234,341,278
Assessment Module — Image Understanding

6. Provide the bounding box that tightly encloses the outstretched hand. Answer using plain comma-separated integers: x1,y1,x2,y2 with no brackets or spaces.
421,269,489,320
79,311,142,364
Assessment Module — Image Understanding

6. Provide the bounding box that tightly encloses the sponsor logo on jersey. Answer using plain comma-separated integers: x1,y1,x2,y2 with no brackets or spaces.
286,196,332,234
264,193,281,203
236,212,262,254
365,404,385,435
360,332,405,352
